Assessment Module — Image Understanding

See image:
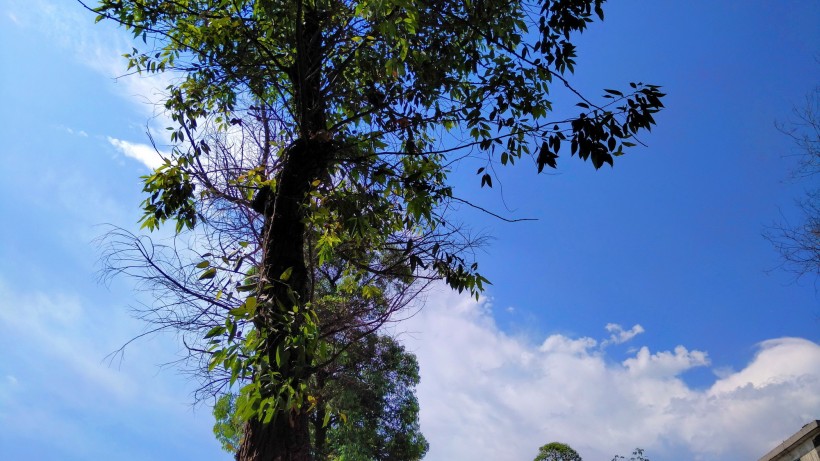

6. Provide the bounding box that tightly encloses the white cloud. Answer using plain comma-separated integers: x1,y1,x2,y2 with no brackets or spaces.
623,345,710,379
601,322,645,347
108,137,166,170
399,287,820,461
709,337,820,395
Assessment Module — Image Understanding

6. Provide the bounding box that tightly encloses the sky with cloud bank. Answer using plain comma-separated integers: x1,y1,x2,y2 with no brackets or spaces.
399,287,820,461
1,1,819,460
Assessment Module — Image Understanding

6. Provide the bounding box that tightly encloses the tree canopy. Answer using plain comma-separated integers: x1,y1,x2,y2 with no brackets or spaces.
534,442,583,461
88,0,664,459
533,443,650,461
612,448,650,461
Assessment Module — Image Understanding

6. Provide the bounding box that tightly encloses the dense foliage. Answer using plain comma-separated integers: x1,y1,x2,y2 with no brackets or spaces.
534,442,583,461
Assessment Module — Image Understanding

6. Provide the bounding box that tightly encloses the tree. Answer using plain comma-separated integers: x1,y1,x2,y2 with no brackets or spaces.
611,448,649,461
318,335,427,461
87,0,665,459
214,334,428,460
214,393,245,453
767,86,820,278
532,443,650,461
534,442,582,461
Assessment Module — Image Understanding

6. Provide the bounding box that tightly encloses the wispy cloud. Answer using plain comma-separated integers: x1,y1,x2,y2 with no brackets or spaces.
0,278,224,460
400,287,820,461
57,125,89,137
7,0,175,129
0,280,136,400
108,137,166,170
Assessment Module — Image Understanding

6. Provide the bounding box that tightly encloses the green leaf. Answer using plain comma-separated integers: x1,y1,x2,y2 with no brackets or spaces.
323,404,332,427
280,267,293,281
199,267,217,280
228,307,247,317
204,325,225,339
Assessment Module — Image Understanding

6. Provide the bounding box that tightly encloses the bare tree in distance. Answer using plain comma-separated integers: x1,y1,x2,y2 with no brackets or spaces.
766,86,820,280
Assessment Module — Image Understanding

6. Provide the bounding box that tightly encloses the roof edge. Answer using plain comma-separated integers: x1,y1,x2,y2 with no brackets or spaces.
758,420,820,461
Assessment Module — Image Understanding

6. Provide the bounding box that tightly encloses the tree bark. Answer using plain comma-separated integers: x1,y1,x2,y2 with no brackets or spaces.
238,412,312,461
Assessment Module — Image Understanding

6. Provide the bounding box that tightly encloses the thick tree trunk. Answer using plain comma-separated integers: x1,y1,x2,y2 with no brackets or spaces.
238,413,312,461
237,5,329,459
237,139,333,461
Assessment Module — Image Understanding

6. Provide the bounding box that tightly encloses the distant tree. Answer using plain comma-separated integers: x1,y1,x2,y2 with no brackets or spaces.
534,442,583,461
319,335,427,461
531,443,651,461
611,448,649,461
213,393,244,453
766,86,820,278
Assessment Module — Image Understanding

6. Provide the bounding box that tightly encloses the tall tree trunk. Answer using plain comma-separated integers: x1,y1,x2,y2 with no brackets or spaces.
237,4,328,460
237,138,333,461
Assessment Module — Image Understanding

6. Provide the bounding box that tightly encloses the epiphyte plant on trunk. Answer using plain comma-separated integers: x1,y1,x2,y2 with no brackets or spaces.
86,0,665,459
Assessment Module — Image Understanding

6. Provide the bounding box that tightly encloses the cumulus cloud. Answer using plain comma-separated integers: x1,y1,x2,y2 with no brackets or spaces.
623,345,710,379
108,137,166,170
399,287,820,461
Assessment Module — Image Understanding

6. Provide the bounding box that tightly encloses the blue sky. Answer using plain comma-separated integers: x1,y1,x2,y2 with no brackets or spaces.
0,1,818,461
